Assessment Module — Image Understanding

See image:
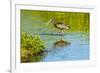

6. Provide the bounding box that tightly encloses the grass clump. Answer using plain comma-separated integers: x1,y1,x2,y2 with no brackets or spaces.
21,32,45,63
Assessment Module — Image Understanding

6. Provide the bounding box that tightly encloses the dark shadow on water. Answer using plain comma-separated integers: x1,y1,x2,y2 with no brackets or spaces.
53,39,71,48
21,50,48,63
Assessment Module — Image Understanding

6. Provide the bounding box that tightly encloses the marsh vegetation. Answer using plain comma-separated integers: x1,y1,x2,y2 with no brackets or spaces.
21,32,46,62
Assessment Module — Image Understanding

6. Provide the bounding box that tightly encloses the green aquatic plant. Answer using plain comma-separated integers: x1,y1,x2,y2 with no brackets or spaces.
21,32,46,63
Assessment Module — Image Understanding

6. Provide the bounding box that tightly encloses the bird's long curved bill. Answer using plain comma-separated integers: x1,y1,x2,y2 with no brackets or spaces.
46,18,53,25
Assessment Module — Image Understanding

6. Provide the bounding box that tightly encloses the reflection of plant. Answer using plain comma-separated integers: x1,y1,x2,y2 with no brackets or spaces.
21,32,45,63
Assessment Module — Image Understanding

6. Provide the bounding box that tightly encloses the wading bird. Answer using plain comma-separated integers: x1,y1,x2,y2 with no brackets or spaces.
47,17,70,35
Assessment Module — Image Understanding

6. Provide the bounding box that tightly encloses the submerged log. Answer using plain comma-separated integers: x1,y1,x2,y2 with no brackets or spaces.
53,39,70,48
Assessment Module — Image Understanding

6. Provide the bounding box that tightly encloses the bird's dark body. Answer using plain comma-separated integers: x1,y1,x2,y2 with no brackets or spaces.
49,17,70,35
51,17,70,30
54,22,66,30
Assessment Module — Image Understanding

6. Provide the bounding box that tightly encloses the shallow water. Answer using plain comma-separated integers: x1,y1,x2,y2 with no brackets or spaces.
22,22,89,62
32,32,89,62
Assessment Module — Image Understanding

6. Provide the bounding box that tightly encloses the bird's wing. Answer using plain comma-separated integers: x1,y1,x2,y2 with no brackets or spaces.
57,24,69,29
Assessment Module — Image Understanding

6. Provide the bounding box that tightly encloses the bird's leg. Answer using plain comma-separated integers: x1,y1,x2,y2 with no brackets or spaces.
59,30,64,40
58,30,61,34
61,30,64,36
